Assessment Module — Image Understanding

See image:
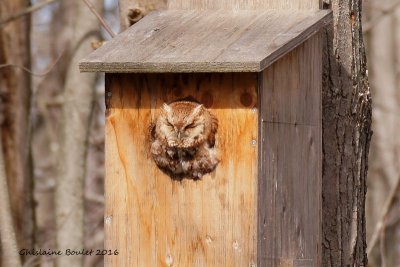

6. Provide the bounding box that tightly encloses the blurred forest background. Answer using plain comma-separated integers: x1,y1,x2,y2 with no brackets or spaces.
0,0,398,266
364,1,400,266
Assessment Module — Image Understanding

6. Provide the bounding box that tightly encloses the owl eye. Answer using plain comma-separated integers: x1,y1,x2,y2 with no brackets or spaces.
185,123,196,130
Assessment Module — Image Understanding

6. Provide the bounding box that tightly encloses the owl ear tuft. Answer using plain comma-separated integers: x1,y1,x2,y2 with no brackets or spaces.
162,103,172,113
192,104,203,116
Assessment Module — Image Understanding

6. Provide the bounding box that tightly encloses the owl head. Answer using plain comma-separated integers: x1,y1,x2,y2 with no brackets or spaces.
156,101,207,148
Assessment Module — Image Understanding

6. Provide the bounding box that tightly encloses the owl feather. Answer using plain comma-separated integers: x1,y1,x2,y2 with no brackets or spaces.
150,100,219,179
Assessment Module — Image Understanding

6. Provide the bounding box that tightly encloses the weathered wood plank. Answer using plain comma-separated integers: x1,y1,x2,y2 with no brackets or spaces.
258,34,322,267
80,10,331,73
105,73,258,267
261,33,322,125
168,0,320,10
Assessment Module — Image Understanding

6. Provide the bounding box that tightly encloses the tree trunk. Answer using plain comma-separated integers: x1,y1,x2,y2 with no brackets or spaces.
55,1,102,267
322,0,372,266
31,0,76,257
0,132,22,267
0,0,33,262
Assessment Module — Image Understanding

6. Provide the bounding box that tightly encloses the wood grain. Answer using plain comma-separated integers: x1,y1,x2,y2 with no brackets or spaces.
105,73,258,267
168,0,320,10
258,34,322,267
80,10,331,73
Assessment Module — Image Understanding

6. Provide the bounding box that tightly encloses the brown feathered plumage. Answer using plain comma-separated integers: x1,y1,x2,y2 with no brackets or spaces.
150,101,219,179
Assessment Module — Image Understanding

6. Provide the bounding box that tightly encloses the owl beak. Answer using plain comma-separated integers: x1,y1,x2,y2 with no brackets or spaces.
177,131,181,140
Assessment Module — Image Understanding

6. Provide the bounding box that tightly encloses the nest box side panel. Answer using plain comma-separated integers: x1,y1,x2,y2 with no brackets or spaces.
104,73,258,267
167,0,320,10
258,34,322,266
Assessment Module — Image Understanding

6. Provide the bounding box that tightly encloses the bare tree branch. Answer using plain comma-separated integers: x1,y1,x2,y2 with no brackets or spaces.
0,0,116,39
0,0,60,25
81,0,116,38
0,48,65,77
367,175,400,255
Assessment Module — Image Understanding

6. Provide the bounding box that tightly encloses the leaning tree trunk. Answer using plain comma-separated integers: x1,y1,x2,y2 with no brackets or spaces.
0,0,33,264
322,0,372,266
55,1,102,267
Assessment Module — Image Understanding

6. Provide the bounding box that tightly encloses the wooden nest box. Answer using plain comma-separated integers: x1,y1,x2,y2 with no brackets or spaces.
80,1,332,266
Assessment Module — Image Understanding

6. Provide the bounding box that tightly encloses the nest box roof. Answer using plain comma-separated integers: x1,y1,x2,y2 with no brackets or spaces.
79,9,332,73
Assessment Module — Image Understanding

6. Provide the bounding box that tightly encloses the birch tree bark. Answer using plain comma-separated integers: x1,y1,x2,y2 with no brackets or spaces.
0,0,33,262
322,0,372,266
55,1,102,267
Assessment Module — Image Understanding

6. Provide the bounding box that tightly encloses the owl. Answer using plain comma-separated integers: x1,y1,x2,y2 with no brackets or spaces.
150,101,219,179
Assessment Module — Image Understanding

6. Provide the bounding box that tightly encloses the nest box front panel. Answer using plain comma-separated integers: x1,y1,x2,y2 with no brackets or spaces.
104,73,258,267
